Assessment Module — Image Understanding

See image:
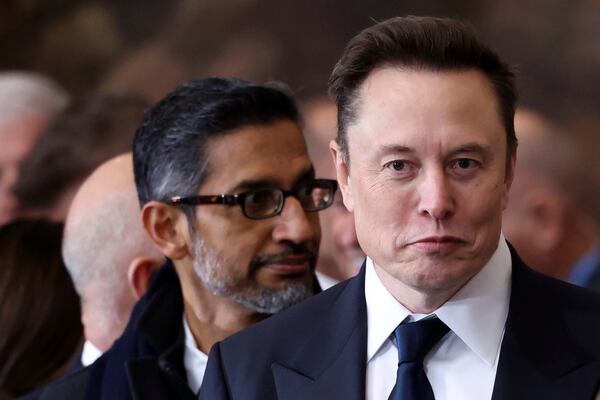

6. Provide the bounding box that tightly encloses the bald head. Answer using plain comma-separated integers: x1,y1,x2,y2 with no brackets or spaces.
63,153,163,351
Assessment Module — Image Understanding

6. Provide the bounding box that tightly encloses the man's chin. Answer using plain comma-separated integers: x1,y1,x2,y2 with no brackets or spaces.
227,281,314,314
256,265,314,287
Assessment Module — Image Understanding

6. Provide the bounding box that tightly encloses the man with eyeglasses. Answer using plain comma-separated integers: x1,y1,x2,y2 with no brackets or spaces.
36,77,335,399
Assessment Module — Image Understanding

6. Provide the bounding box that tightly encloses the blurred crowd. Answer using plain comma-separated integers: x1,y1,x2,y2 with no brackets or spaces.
0,8,599,399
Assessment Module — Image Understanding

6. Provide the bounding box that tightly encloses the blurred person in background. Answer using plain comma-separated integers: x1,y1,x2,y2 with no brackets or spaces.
62,153,164,369
12,92,149,222
38,77,334,399
0,220,82,398
303,97,364,289
503,109,600,290
0,72,69,226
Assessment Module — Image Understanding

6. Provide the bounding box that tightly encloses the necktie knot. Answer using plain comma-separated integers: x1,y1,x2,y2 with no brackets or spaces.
394,317,449,363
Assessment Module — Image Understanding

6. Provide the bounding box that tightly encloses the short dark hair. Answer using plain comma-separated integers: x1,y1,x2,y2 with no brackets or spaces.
14,92,150,209
328,16,518,164
133,77,300,211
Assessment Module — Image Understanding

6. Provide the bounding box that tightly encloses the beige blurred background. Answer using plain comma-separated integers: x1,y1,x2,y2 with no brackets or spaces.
1,0,598,116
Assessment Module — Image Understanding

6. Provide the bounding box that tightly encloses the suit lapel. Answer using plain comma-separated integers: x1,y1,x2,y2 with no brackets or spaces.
492,248,599,399
272,266,368,400
127,269,197,400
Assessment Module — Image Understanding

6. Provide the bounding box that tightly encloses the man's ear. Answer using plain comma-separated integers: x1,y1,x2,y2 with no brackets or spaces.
127,256,164,300
141,201,190,260
330,140,354,212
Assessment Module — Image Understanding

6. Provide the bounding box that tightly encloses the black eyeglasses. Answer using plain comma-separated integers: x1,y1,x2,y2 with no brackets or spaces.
169,179,338,220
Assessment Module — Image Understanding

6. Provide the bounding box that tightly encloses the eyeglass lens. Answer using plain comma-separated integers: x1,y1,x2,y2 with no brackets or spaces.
244,189,282,218
243,182,334,218
297,183,333,211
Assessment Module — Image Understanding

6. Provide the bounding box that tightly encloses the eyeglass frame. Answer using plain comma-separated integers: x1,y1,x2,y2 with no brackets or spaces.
168,178,338,220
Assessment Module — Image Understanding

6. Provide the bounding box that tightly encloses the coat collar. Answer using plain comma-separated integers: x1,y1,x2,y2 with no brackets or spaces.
127,261,196,399
85,261,196,400
272,264,368,400
136,261,184,354
492,244,599,399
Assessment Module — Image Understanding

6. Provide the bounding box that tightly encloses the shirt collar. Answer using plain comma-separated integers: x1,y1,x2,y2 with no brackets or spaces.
365,235,512,366
81,340,103,367
182,314,208,394
315,270,340,290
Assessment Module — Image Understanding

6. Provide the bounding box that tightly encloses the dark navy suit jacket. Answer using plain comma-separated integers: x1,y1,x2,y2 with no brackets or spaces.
200,246,600,400
36,261,197,400
34,261,323,400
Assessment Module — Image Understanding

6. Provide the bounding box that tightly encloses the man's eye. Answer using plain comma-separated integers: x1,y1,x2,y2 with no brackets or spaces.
388,161,407,171
452,159,477,169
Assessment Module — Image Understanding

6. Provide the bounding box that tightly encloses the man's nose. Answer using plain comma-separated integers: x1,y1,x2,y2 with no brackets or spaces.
272,197,319,243
417,169,455,220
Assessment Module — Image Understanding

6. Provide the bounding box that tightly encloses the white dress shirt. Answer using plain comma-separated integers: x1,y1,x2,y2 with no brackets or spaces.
315,270,340,290
365,236,512,400
81,340,103,367
183,314,209,395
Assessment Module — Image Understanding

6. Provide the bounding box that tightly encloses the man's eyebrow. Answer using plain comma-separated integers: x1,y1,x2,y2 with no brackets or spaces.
229,166,316,193
447,143,492,157
376,144,414,157
230,179,280,193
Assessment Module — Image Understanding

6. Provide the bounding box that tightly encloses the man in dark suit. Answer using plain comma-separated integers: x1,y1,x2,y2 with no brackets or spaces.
200,16,600,399
34,78,336,399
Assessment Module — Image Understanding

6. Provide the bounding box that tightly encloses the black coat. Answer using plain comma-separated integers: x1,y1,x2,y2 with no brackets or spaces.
38,261,197,400
200,245,600,400
35,261,323,400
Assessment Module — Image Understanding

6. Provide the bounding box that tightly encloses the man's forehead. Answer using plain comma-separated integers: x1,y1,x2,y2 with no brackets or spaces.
357,67,496,107
205,120,306,151
199,120,313,193
346,68,506,149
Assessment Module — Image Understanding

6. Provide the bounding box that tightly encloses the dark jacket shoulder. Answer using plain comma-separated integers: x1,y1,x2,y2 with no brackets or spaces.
510,262,600,356
202,272,366,400
35,367,91,400
219,276,353,358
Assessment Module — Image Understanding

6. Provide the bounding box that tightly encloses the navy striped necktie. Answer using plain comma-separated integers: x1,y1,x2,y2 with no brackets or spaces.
388,317,450,400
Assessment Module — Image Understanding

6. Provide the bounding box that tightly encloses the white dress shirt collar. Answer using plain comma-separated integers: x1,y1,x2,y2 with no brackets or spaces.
81,340,103,367
366,235,512,366
183,314,208,395
315,270,339,290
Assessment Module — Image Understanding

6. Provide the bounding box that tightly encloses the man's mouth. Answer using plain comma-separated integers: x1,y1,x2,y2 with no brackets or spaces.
263,256,312,274
252,251,316,276
408,236,466,253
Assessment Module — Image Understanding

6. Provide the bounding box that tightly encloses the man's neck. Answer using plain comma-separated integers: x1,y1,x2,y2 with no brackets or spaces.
177,268,265,354
373,263,467,314
81,304,119,353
